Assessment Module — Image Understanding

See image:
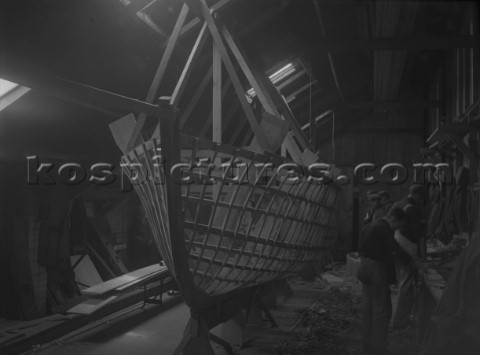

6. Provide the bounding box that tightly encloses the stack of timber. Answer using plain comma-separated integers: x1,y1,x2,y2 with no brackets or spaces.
68,263,170,314
0,264,174,354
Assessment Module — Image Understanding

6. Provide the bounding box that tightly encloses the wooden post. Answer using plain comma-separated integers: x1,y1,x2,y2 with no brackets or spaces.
126,3,189,151
212,41,222,201
159,110,202,309
183,0,269,149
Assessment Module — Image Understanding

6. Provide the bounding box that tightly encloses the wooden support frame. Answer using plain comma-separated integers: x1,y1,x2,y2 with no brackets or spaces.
216,19,313,161
171,22,209,108
180,65,213,128
227,43,314,156
126,3,189,151
200,78,232,138
183,0,270,149
179,0,238,38
212,41,222,143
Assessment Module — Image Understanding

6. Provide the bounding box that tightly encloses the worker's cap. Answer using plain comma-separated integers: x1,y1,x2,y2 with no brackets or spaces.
409,184,429,197
367,190,381,200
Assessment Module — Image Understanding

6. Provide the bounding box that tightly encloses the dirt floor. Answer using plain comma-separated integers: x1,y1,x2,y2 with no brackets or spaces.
258,263,421,355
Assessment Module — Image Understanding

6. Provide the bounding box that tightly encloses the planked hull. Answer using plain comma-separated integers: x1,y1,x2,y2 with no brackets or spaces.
122,135,340,307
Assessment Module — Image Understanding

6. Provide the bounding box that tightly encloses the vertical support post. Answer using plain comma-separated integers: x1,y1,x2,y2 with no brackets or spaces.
159,109,200,308
212,41,222,143
212,41,222,200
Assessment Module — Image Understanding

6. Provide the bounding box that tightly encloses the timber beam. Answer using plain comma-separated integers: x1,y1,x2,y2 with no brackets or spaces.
0,62,174,121
308,36,478,52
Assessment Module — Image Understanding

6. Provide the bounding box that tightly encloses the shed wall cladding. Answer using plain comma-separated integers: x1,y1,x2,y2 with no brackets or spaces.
316,107,425,252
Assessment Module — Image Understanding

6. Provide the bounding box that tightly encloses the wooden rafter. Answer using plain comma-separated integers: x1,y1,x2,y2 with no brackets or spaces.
218,20,314,159
179,65,213,128
200,78,232,138
126,0,156,15
277,70,307,91
301,110,332,130
126,3,189,151
0,61,173,120
170,22,209,108
285,80,319,103
183,0,270,149
179,0,238,37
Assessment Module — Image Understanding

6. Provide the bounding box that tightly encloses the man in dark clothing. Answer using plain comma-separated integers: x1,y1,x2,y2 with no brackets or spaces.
391,184,428,330
358,207,406,354
364,190,385,225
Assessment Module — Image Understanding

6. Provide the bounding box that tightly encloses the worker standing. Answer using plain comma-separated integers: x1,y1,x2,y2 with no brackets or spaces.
391,184,428,330
358,207,406,354
363,190,386,225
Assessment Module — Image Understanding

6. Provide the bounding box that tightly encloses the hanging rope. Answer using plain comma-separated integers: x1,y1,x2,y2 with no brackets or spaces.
332,110,335,164
309,67,313,143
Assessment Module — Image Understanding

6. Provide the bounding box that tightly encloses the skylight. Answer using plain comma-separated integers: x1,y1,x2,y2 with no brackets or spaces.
0,78,30,112
0,79,19,97
246,63,295,98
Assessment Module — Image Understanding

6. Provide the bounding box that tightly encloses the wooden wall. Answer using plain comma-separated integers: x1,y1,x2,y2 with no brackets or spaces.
317,108,426,253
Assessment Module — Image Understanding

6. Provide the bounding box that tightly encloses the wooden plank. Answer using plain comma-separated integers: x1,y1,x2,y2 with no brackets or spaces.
180,65,213,128
66,296,118,315
115,265,170,291
0,315,68,335
126,3,189,152
81,264,165,296
171,22,209,108
184,0,269,149
212,41,222,143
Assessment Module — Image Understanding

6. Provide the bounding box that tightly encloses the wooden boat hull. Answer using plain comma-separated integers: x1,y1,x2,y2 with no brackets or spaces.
122,135,340,308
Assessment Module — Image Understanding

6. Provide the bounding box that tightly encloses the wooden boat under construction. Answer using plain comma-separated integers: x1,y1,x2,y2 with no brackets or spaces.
114,0,343,352
122,135,340,300
0,0,343,352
